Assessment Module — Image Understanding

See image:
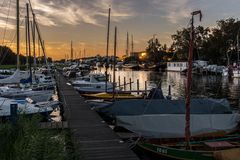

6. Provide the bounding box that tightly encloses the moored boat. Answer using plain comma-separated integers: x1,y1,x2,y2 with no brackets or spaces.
81,92,143,100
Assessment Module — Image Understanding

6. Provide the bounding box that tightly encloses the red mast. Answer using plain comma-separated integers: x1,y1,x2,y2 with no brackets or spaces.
185,10,202,150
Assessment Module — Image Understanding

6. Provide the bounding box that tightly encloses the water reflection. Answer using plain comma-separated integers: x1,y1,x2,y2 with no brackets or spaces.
105,69,240,108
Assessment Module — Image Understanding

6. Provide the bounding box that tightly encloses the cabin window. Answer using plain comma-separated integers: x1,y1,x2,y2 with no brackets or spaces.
83,78,90,81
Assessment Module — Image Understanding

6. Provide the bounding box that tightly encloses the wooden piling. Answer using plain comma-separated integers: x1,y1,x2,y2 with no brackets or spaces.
129,78,132,91
124,77,126,90
137,79,139,95
145,81,147,95
118,76,121,88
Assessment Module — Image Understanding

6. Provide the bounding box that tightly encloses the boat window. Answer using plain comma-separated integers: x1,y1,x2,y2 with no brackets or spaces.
83,78,90,81
96,77,106,82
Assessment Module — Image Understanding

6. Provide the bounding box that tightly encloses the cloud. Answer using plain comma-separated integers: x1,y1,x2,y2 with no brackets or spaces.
0,19,15,30
29,0,136,27
0,0,137,29
151,0,191,24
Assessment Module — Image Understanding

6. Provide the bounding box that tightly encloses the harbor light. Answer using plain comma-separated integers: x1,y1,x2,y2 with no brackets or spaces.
139,52,147,59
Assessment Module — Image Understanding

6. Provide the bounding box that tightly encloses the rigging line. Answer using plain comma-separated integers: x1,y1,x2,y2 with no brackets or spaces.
2,0,12,45
0,0,7,9
0,19,24,65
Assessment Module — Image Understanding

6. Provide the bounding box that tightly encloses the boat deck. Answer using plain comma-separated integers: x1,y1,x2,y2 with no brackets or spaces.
55,73,139,160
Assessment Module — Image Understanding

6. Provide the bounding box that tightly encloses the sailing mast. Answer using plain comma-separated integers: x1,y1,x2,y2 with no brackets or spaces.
26,3,32,84
105,7,111,92
112,27,117,99
25,16,28,67
71,41,73,61
28,1,50,71
237,29,239,63
16,0,20,69
185,10,202,149
126,32,129,56
131,34,134,56
31,20,36,70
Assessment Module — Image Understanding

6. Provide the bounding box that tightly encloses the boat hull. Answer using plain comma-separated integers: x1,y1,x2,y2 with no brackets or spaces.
82,92,143,99
138,142,213,160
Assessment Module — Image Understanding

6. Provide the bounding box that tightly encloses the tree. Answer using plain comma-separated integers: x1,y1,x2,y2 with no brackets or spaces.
204,18,240,64
171,26,210,61
146,36,163,62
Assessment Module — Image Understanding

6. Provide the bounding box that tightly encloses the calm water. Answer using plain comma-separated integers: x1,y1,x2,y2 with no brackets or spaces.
102,69,240,109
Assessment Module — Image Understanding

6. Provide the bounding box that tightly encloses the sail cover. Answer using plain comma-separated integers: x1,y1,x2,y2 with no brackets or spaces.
0,69,29,84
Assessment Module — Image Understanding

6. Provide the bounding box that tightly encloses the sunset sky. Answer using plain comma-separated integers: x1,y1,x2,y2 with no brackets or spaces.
0,0,240,60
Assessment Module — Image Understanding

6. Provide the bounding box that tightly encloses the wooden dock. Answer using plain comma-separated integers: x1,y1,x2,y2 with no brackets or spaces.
39,121,68,129
55,73,139,160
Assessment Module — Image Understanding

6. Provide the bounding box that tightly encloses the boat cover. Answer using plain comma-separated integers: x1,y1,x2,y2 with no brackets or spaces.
99,98,232,118
116,113,240,138
0,69,29,84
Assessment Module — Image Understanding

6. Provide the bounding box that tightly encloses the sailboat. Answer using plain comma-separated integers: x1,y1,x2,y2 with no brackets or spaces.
0,97,54,117
0,0,30,85
115,11,240,159
81,21,142,99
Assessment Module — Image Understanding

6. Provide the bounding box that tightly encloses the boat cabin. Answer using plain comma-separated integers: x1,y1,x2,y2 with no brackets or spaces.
167,62,188,72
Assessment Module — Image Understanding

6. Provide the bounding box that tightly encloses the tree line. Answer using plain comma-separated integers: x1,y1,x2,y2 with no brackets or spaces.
144,18,240,65
0,45,52,66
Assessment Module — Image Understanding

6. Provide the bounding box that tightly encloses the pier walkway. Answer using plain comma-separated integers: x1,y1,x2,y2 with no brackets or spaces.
55,73,139,160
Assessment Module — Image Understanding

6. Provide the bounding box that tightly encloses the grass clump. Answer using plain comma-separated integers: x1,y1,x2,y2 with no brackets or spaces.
0,115,79,160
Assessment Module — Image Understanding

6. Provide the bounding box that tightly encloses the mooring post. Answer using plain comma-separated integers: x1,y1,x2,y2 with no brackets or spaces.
137,79,139,95
129,78,132,91
109,74,111,82
145,81,147,95
118,76,121,88
10,104,18,125
124,77,126,91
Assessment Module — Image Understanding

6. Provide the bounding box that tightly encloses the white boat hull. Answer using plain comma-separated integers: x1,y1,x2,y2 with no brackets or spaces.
0,97,53,117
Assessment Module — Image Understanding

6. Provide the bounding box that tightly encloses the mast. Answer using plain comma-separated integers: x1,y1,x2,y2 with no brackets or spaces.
16,0,20,69
105,7,111,92
28,1,49,71
26,3,32,83
237,29,239,62
25,16,28,67
126,32,129,56
71,40,73,61
31,19,36,70
84,48,86,58
38,34,40,63
112,26,117,99
131,34,134,56
185,10,202,150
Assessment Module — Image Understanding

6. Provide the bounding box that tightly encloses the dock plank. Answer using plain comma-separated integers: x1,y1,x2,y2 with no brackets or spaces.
55,73,139,160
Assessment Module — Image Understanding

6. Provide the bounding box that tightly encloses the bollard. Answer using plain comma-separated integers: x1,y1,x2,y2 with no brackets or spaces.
10,104,18,125
137,79,139,95
166,85,172,100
